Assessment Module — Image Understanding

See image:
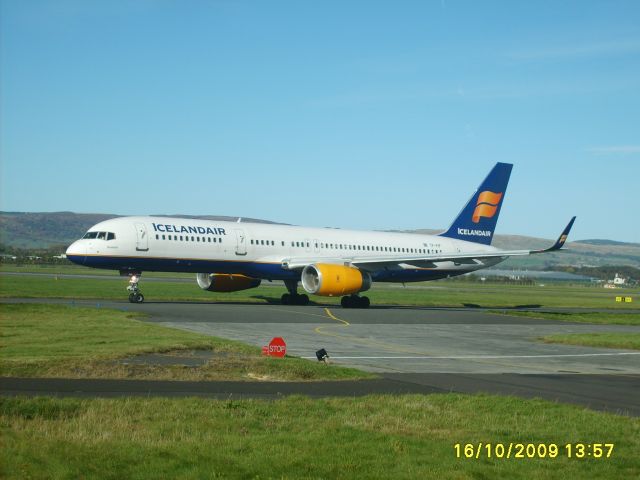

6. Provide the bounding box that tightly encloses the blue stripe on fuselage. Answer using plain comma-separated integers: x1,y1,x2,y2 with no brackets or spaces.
68,254,298,280
67,254,469,283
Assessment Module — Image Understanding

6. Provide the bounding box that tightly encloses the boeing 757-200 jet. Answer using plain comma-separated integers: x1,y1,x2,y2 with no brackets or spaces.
66,162,576,308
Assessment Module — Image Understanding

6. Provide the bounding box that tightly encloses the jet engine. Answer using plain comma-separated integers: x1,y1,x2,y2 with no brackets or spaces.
196,273,261,292
301,264,371,297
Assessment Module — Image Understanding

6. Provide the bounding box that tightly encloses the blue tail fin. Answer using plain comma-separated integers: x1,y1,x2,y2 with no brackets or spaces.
439,162,513,245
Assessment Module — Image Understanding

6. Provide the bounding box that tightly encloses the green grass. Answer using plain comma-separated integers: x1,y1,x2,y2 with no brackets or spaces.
497,311,640,350
496,311,640,326
0,262,193,278
2,272,638,309
0,304,370,381
1,395,638,479
541,333,640,351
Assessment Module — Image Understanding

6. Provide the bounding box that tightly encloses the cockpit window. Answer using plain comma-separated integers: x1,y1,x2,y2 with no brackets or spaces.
83,231,116,240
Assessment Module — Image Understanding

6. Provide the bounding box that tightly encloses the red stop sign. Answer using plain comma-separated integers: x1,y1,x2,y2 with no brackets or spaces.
267,337,286,358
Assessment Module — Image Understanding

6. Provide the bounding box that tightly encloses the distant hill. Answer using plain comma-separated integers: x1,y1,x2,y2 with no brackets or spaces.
1,212,639,268
578,239,640,247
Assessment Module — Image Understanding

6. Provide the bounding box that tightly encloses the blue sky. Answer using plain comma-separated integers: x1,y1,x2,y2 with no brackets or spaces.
1,0,639,242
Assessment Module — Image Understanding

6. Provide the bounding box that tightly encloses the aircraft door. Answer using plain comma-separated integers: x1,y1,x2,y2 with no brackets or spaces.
135,223,149,251
235,229,247,256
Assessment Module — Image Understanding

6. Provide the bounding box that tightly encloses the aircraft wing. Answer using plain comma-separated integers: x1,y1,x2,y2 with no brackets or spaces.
282,217,576,271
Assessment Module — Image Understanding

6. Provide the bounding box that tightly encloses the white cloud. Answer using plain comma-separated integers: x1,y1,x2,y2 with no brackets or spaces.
586,146,640,155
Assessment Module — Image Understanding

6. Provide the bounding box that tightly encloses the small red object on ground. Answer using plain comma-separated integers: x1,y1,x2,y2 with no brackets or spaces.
264,337,286,357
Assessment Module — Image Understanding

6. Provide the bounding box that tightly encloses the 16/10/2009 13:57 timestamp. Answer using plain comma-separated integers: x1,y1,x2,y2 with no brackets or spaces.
454,443,614,459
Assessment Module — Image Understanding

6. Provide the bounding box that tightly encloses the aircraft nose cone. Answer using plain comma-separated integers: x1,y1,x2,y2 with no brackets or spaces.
66,241,86,265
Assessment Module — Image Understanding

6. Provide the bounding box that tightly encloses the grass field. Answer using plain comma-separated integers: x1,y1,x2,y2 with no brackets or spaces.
498,311,640,350
2,395,638,479
542,333,640,351
2,270,638,309
496,311,640,326
0,263,193,278
0,304,369,381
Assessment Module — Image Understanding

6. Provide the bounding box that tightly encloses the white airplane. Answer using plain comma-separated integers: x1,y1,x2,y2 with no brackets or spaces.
66,163,575,308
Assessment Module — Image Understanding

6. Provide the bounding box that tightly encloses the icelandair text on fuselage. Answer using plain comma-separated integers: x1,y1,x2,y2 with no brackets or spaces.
457,228,492,237
152,223,227,235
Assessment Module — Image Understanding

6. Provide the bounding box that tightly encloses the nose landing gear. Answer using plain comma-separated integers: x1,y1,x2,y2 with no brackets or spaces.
126,272,144,303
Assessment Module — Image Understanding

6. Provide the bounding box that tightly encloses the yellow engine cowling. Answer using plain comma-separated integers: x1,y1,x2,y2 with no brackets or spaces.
196,273,261,292
301,264,371,297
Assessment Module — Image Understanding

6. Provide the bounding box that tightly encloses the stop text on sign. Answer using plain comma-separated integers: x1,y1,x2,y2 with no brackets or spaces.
263,337,286,358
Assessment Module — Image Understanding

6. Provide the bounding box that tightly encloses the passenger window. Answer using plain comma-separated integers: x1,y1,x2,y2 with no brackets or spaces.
180,236,183,241
208,238,211,243
191,236,195,241
251,240,254,245
162,235,166,240
281,241,285,246
156,234,159,240
168,235,172,240
272,241,275,246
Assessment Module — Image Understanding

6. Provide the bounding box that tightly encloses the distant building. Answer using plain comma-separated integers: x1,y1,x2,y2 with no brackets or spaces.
478,269,594,283
612,273,627,286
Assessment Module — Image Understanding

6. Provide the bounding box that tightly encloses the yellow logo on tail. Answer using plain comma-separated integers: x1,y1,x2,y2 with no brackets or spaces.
472,191,503,223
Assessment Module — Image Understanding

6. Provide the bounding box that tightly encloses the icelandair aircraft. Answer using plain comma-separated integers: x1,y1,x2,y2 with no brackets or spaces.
66,163,575,308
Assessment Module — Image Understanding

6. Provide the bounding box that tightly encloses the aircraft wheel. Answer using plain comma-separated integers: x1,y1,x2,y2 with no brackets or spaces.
298,294,310,305
281,293,291,305
341,296,352,308
135,293,145,303
128,293,136,303
360,296,370,308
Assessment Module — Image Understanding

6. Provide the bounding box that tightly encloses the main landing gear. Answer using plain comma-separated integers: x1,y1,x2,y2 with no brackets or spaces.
126,272,145,303
341,295,370,309
281,280,310,306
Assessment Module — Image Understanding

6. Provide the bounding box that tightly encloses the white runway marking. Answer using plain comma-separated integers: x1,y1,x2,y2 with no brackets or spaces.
301,352,640,360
